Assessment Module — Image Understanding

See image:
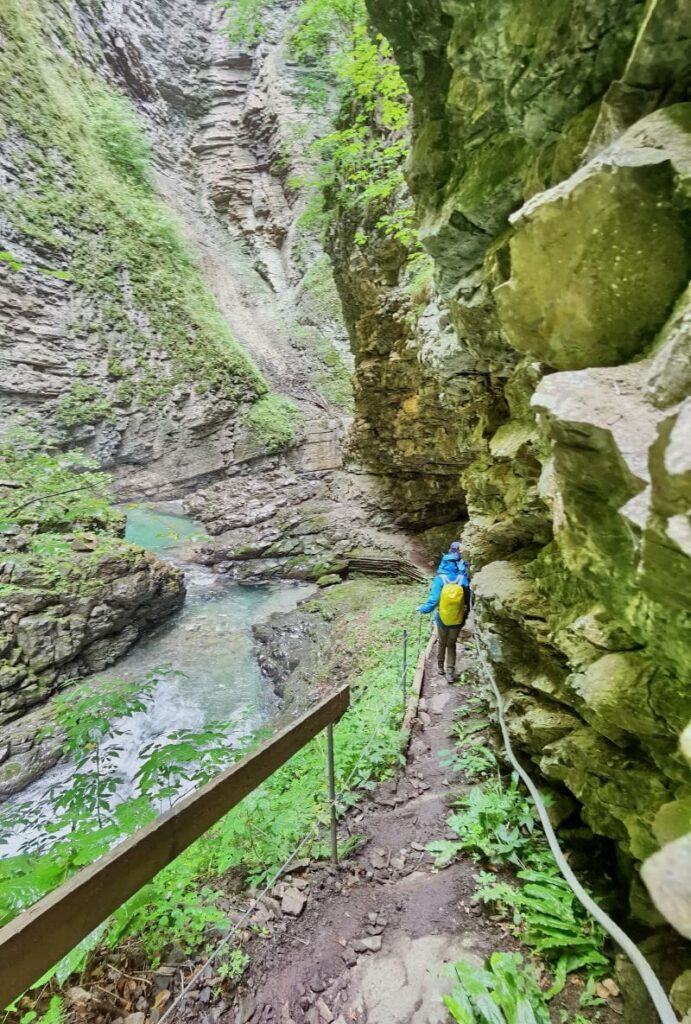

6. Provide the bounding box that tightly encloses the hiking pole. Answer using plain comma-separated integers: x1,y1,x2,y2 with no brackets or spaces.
416,612,423,657
401,628,408,707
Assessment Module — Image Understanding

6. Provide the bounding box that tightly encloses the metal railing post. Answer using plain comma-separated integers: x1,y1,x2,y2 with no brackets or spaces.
326,723,338,866
401,628,408,706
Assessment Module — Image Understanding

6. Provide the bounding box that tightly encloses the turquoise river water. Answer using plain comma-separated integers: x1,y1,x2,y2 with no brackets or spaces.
1,503,314,855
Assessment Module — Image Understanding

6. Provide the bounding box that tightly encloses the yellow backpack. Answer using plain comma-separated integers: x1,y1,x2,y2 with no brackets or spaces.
439,574,464,625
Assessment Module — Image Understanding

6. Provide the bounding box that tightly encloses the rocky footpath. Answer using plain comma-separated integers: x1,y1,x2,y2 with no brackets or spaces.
353,0,691,946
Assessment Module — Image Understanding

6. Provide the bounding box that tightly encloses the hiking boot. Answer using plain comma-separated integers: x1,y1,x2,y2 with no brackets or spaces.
446,667,457,683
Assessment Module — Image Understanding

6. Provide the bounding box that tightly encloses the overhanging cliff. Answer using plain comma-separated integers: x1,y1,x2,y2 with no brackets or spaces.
355,0,691,928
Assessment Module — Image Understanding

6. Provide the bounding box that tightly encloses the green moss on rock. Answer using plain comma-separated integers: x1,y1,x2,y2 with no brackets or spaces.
243,395,302,453
0,0,266,414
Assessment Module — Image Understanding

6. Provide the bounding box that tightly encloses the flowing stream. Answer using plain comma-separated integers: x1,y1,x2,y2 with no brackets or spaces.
0,504,315,856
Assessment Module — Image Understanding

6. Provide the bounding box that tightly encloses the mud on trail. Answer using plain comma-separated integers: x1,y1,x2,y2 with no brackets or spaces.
194,643,624,1024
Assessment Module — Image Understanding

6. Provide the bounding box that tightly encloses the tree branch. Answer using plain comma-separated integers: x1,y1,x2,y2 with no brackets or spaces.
6,485,92,518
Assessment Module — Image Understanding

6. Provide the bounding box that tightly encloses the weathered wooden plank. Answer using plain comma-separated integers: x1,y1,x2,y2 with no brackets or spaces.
400,635,434,750
0,685,349,1007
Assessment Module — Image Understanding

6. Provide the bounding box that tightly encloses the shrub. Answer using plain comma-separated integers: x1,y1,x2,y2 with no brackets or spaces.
243,395,302,452
89,93,151,185
55,383,113,427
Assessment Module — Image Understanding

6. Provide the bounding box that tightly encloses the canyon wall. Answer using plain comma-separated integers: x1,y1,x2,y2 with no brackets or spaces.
0,0,352,501
354,0,691,927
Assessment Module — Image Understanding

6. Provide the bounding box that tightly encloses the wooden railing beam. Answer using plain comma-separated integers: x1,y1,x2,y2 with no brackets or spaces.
0,685,349,1008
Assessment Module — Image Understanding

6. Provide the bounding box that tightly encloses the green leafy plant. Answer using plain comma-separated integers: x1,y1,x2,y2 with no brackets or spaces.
243,394,302,452
444,952,550,1024
0,425,121,534
19,995,65,1024
439,743,496,781
218,948,250,983
579,976,607,1008
307,22,414,242
237,0,420,254
89,92,152,185
223,0,276,45
429,704,610,998
289,0,363,61
427,775,536,868
0,250,23,271
474,856,608,996
55,382,114,427
136,721,254,811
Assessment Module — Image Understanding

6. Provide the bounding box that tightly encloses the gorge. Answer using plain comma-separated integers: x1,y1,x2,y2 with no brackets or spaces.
0,0,690,1018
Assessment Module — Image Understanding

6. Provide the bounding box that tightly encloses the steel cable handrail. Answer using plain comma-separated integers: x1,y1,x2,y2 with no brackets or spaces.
470,623,679,1024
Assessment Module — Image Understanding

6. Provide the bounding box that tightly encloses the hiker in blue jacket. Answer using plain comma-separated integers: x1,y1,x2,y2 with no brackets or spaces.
437,541,471,608
418,546,470,680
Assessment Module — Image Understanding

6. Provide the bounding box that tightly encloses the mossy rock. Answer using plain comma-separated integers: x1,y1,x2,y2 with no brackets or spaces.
495,107,691,369
316,573,342,587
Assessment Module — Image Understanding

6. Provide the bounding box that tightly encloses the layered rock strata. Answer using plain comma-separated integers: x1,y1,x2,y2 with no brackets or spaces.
0,538,184,726
0,0,353,503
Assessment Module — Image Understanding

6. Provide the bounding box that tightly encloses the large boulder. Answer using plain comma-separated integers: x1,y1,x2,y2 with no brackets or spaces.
495,106,691,369
0,543,185,725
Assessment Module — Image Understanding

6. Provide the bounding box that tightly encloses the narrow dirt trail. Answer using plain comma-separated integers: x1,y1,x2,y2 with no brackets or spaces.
218,641,500,1024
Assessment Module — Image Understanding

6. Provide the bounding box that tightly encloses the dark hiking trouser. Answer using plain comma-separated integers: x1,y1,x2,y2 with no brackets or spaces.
437,623,461,672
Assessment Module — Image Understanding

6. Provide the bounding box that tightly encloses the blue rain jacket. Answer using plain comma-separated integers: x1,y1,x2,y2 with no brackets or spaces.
437,552,470,588
418,554,470,626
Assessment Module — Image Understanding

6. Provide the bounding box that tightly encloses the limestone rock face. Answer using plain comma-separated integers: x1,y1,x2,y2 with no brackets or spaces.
0,541,185,726
361,0,691,930
496,107,691,370
0,0,352,501
327,207,470,530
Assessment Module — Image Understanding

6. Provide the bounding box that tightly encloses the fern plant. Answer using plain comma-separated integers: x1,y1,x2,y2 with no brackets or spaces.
427,774,536,868
474,855,608,996
20,995,65,1024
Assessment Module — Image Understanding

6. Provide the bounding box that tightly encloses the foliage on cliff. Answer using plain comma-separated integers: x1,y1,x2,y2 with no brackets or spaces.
225,0,415,249
242,395,302,453
0,0,267,419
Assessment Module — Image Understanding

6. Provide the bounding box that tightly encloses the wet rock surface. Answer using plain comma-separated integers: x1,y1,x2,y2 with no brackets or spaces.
358,0,691,938
252,605,332,707
0,538,184,795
